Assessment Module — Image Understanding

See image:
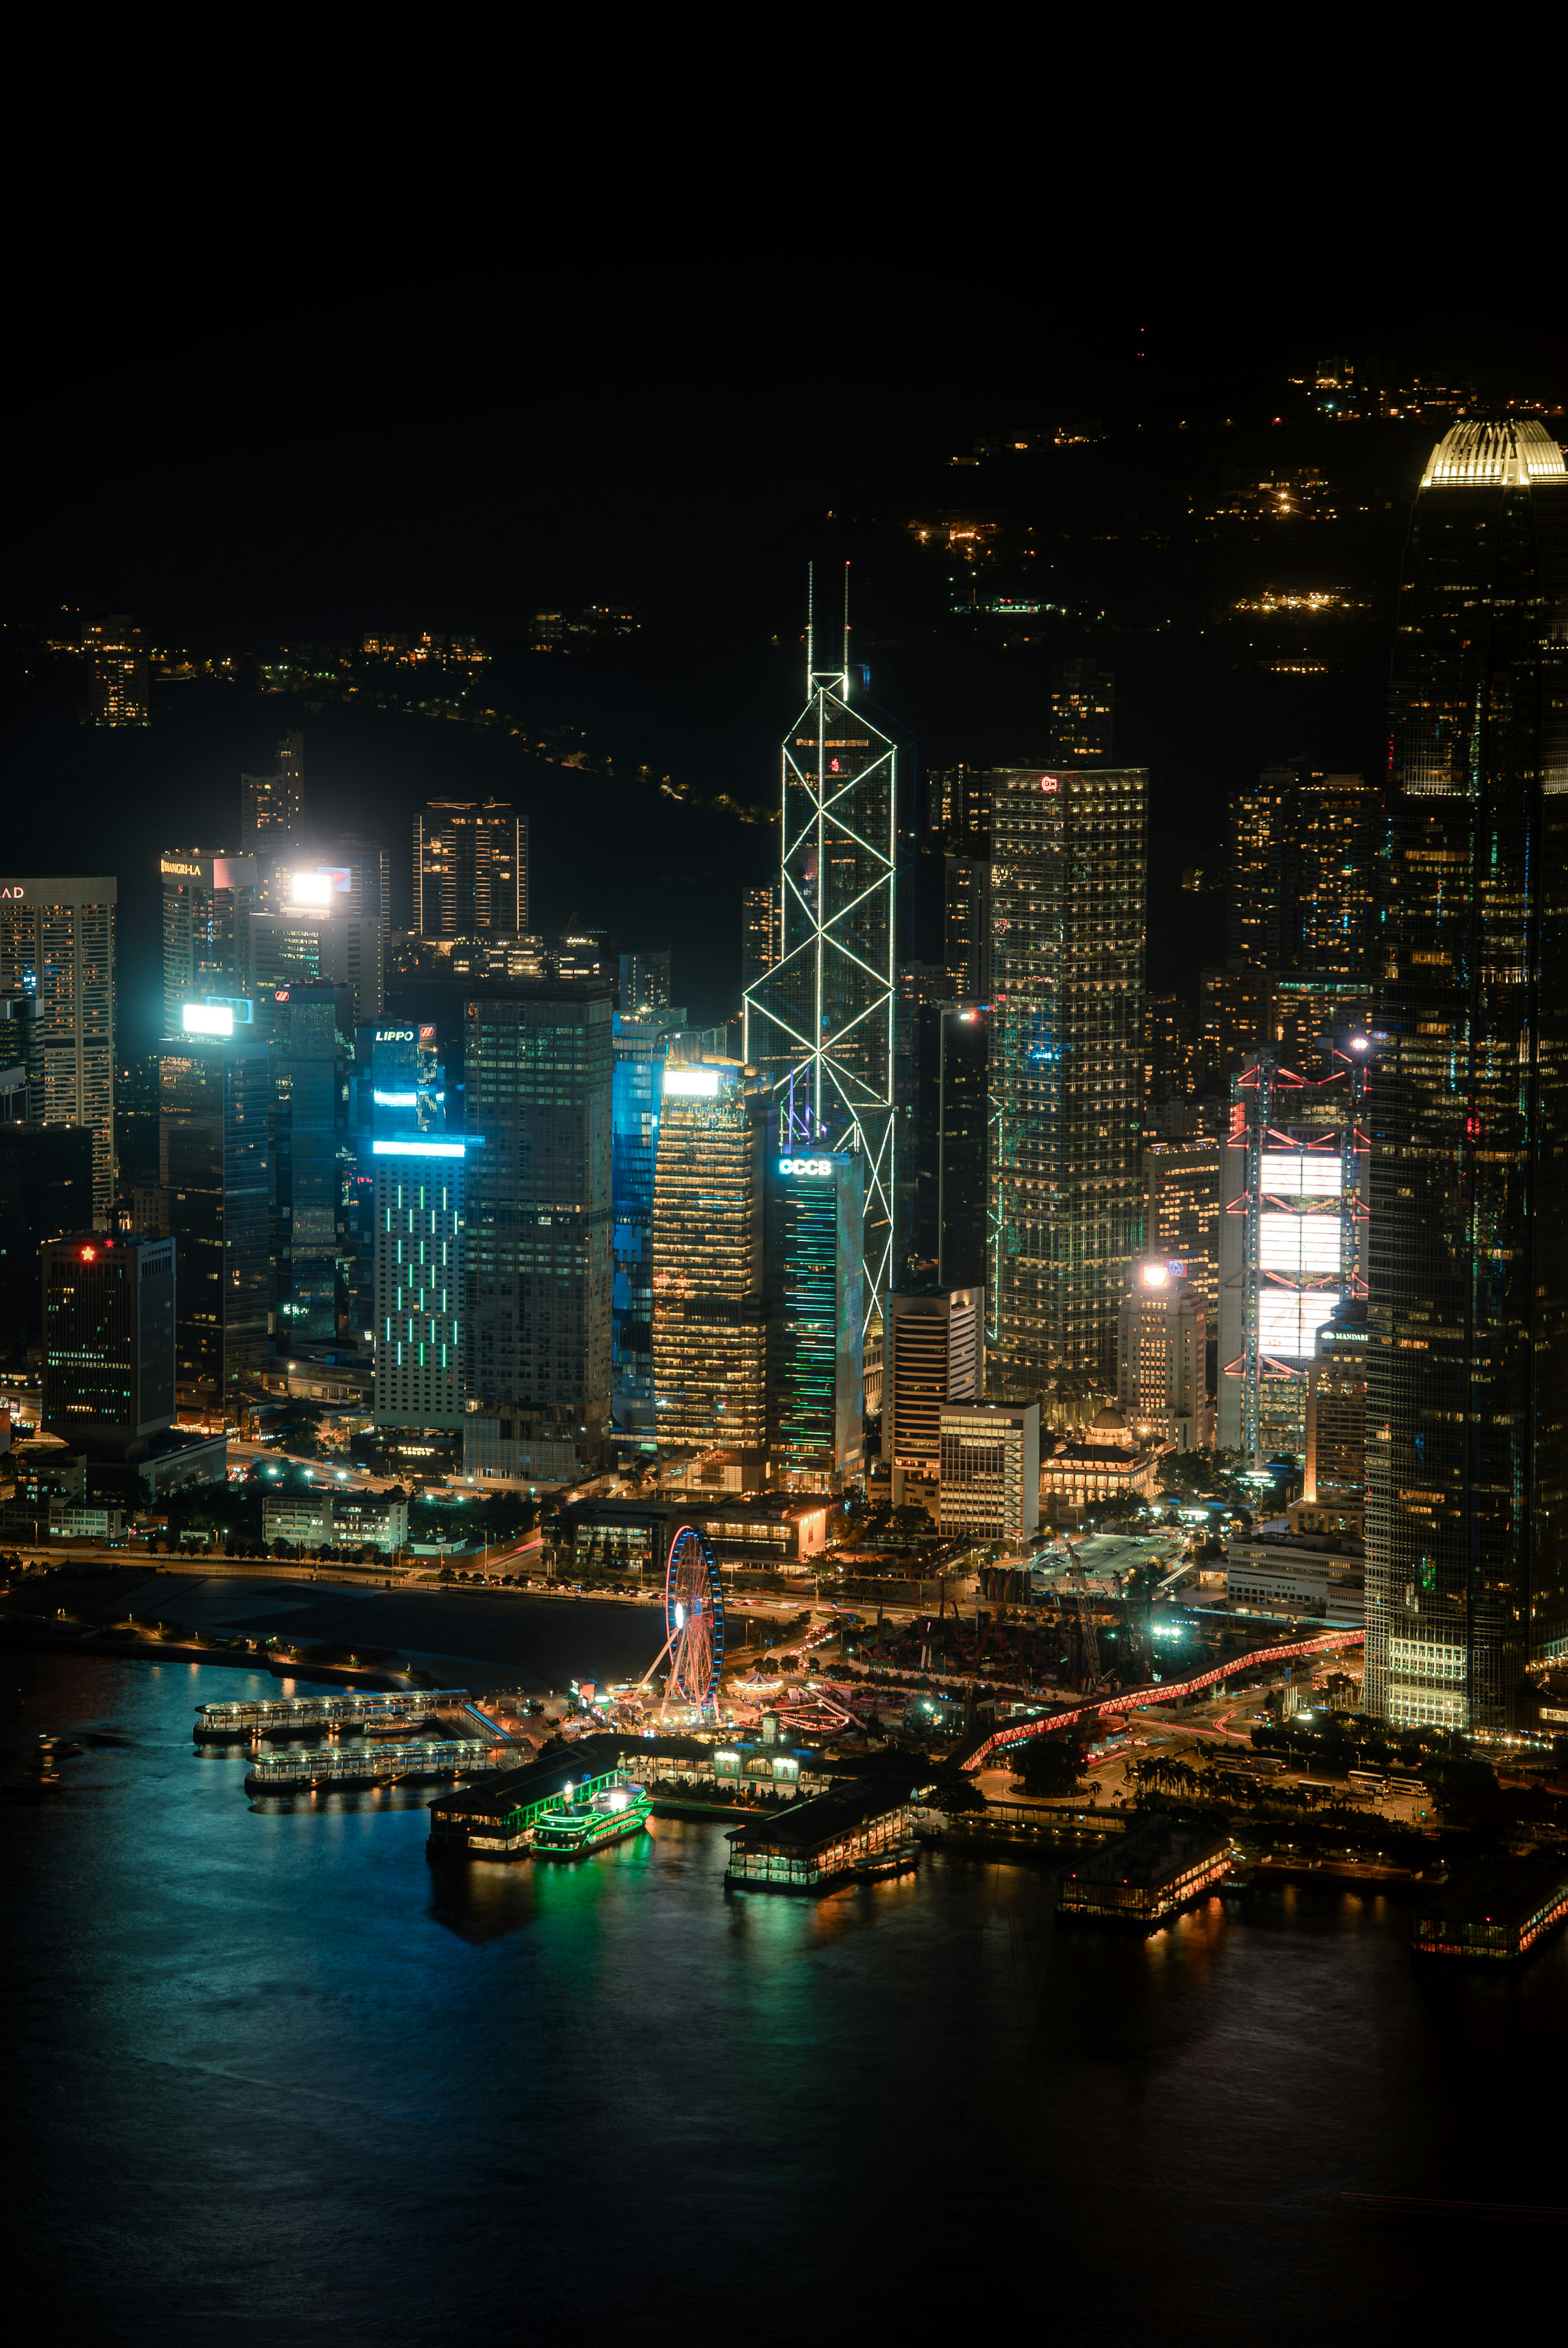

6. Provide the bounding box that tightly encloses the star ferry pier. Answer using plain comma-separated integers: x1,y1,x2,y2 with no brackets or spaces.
426,1737,651,1862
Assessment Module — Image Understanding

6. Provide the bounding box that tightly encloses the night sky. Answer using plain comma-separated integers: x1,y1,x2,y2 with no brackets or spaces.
5,223,1564,1049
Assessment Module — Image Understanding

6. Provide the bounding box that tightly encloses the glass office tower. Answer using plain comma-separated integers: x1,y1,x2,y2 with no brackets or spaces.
269,982,351,1342
0,877,117,1224
611,1008,685,1436
650,1062,766,1466
743,580,906,1328
988,766,1147,1388
1367,417,1568,1733
462,989,612,1484
766,1148,863,1487
156,1028,270,1400
372,1133,481,1432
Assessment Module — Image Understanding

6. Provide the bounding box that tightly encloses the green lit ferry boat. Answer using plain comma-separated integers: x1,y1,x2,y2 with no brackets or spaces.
427,1736,651,1862
531,1779,652,1859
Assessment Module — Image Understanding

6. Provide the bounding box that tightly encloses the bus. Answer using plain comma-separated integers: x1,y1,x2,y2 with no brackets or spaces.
1348,1768,1389,1796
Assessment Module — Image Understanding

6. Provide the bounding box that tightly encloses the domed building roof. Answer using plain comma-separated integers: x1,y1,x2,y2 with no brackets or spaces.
1089,1403,1128,1430
1421,417,1566,491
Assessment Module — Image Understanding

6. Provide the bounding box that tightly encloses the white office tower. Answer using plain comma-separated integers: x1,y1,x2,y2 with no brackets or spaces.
1117,1261,1208,1452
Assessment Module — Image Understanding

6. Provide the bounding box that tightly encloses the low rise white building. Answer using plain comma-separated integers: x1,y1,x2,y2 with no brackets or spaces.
1225,1527,1363,1624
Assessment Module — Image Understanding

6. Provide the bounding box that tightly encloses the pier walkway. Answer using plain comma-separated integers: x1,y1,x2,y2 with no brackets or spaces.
243,1740,498,1793
196,1691,468,1741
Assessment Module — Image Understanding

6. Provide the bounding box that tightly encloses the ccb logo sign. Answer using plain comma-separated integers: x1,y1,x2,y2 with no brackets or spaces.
779,1157,833,1177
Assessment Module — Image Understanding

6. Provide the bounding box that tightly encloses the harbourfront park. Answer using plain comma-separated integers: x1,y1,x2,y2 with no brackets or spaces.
8,1534,1568,1954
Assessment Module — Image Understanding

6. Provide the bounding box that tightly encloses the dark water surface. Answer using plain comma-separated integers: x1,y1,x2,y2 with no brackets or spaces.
7,1651,1564,2343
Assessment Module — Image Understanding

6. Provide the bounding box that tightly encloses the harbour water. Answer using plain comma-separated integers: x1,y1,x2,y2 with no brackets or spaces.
7,1646,1567,2341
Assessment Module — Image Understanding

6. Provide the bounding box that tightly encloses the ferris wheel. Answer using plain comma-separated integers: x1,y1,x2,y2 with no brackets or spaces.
655,1524,726,1718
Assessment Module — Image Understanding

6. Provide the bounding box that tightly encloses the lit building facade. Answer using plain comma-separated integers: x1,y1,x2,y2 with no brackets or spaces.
240,733,303,853
157,1028,270,1399
463,990,612,1485
942,857,991,1001
1144,1139,1221,1325
611,1009,685,1436
906,1002,989,1291
766,1149,863,1486
1219,1046,1370,1465
85,617,149,727
740,884,782,1000
885,1287,984,1482
650,1062,766,1467
1305,1302,1368,1506
161,850,259,1040
269,982,350,1342
1117,1261,1207,1451
412,801,528,936
0,876,117,1224
1226,761,1379,983
1048,657,1114,762
249,899,384,1028
619,952,671,1015
41,1232,175,1452
988,765,1147,1386
938,1398,1040,1548
372,1133,480,1432
743,598,906,1327
1040,1401,1160,1514
1368,417,1568,1733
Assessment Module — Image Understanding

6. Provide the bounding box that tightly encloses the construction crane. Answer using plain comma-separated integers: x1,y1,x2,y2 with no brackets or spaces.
1062,1536,1103,1691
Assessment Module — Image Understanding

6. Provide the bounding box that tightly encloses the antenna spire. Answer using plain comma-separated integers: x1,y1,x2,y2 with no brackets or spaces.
806,562,814,691
842,561,850,684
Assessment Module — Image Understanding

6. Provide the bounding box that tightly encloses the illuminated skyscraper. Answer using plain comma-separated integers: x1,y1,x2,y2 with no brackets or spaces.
885,1286,984,1486
1225,760,1379,999
988,765,1147,1388
1367,418,1568,1733
249,887,385,1028
610,1008,685,1436
744,579,906,1325
740,885,781,998
269,981,350,1342
1218,1045,1370,1464
412,801,528,936
1305,1302,1368,1508
1144,1137,1221,1326
905,1001,989,1291
462,990,612,1485
1117,1260,1207,1451
1048,657,1114,763
240,732,303,851
156,1027,270,1399
619,951,671,1015
766,1148,863,1486
0,876,117,1224
372,1132,481,1432
41,1232,174,1452
160,850,258,1039
651,1062,766,1465
85,617,149,727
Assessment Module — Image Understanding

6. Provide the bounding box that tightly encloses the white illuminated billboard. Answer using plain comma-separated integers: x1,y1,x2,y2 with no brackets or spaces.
1259,1213,1341,1276
182,1002,234,1035
1261,1150,1341,1196
663,1067,719,1097
289,872,334,906
1259,1290,1340,1359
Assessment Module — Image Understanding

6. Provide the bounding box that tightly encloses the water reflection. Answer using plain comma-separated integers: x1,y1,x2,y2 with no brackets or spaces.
6,1650,1568,2346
